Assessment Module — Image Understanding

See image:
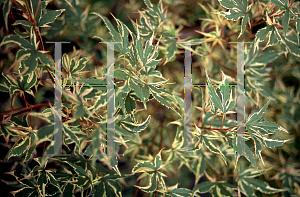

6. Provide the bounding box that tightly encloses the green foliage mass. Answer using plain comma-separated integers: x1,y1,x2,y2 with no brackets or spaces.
0,0,299,196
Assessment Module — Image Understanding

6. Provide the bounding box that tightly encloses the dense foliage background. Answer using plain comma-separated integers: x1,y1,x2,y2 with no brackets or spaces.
0,0,300,196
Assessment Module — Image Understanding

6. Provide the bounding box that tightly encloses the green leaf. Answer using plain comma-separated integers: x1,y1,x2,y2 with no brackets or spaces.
0,35,34,50
136,173,158,193
130,78,147,109
270,0,291,36
169,188,192,197
218,0,250,37
46,172,62,193
132,161,156,174
38,10,65,27
16,49,53,75
165,39,177,63
239,180,256,197
192,181,215,196
3,0,11,30
104,180,122,197
254,25,281,52
116,89,126,115
192,155,206,184
244,142,259,171
73,104,89,118
243,178,286,194
37,124,54,142
206,71,223,112
124,94,136,115
38,171,49,195
70,78,106,85
246,101,270,124
149,87,181,117
203,137,226,164
63,124,80,148
95,181,105,196
218,0,236,9
65,162,88,177
63,183,74,197
248,121,287,134
24,133,36,162
92,12,122,42
217,182,236,197
115,19,131,54
282,9,290,36
11,187,36,197
23,72,37,90
8,138,29,159
283,37,300,57
120,115,151,133
270,0,285,7
155,149,163,169
250,50,282,65
263,138,289,148
13,20,32,27
110,156,121,176
115,70,129,80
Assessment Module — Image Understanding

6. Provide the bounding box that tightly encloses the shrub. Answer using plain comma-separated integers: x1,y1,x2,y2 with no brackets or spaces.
0,0,299,196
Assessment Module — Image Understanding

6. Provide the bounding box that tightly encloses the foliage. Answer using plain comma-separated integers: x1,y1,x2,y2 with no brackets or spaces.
0,0,299,196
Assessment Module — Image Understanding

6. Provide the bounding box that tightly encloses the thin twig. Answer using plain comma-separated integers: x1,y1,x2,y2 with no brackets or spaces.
209,114,215,129
221,114,225,129
12,0,30,20
34,0,41,21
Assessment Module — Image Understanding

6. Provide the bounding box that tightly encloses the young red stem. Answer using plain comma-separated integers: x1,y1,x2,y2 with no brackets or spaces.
12,0,30,20
0,102,52,116
34,0,41,21
209,114,215,129
221,114,225,129
225,125,237,130
135,65,145,76
198,126,246,134
116,80,125,87
24,0,45,51
197,110,204,127
289,0,295,8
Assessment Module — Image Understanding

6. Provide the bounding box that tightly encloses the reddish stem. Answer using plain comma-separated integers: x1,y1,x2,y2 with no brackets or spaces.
289,0,295,8
34,0,41,21
221,114,225,129
209,114,215,129
12,0,30,20
116,80,125,87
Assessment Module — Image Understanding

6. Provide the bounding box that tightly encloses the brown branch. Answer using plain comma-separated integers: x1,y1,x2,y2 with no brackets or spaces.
0,102,53,116
0,102,54,127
